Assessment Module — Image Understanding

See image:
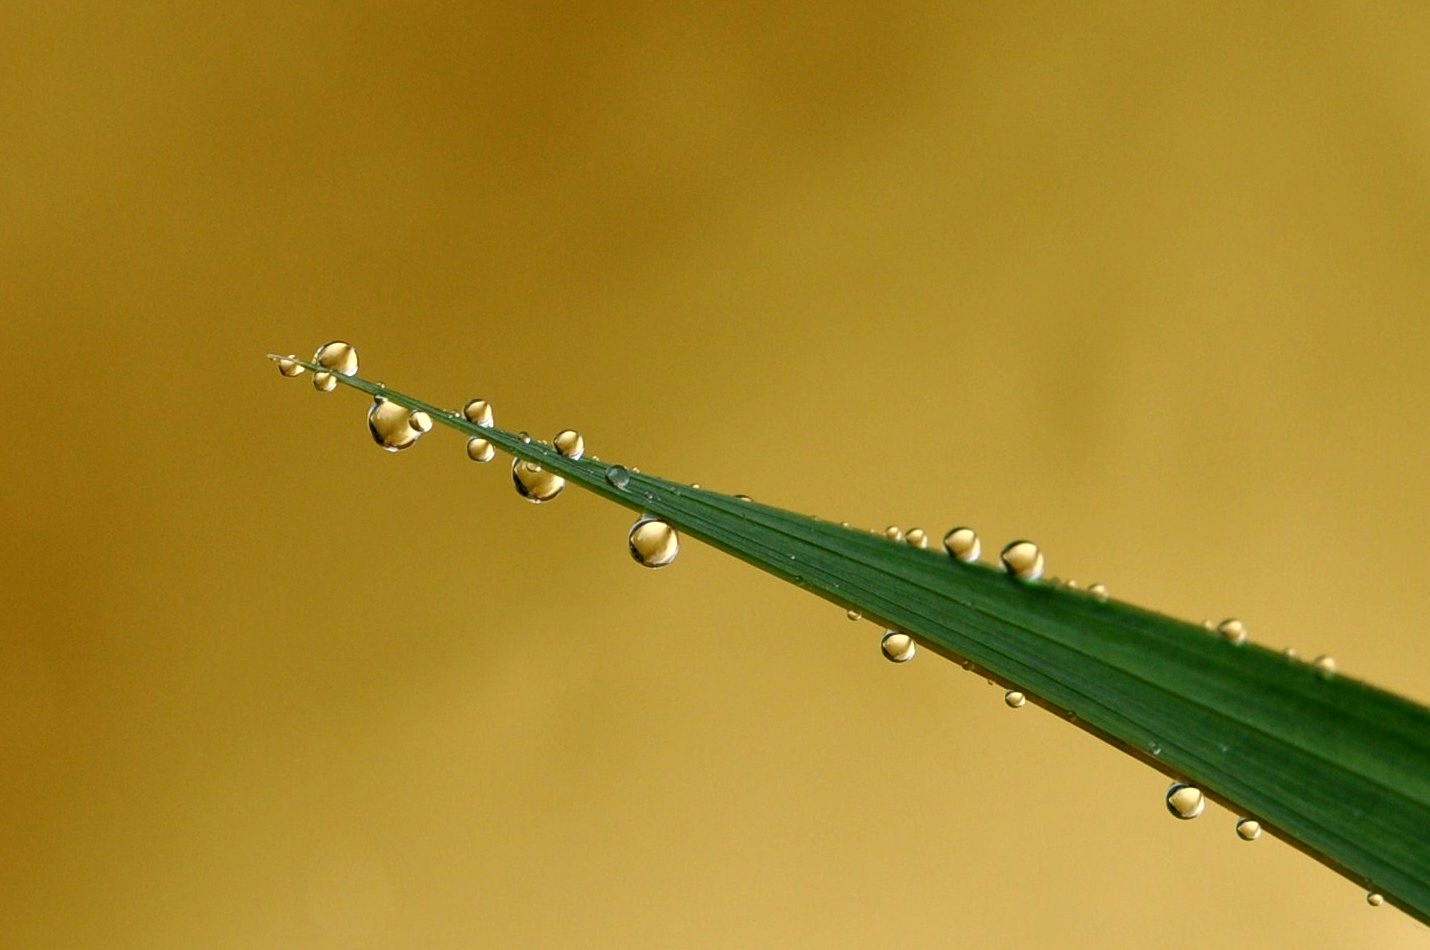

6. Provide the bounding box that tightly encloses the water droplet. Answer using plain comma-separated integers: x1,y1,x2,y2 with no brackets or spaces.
277,356,305,377
1165,783,1205,820
735,494,752,502
1149,742,1163,757
462,398,493,427
1217,618,1248,646
312,371,337,393
554,429,584,460
466,437,495,463
1063,579,1081,590
942,527,980,562
313,341,358,376
839,521,850,528
1201,619,1216,631
690,483,701,489
905,528,928,549
1004,690,1026,708
1367,892,1384,907
884,525,905,542
606,466,630,488
1089,583,1109,601
516,431,532,444
628,518,679,568
512,458,565,503
1313,654,1337,676
1282,647,1299,659
366,397,430,452
880,631,916,663
1000,540,1044,581
1235,818,1262,841
846,609,862,622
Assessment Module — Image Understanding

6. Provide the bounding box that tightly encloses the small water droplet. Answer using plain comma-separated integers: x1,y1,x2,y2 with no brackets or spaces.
942,527,980,562
839,521,850,528
1282,647,1299,659
367,397,429,452
1089,583,1109,601
516,431,532,444
1063,579,1081,590
554,429,584,459
512,458,565,503
690,483,701,489
462,398,494,427
606,466,630,488
905,528,928,549
628,517,679,568
1201,619,1216,631
880,631,915,663
735,494,752,502
466,437,495,462
313,341,358,376
1235,818,1262,841
1000,540,1044,581
1149,742,1163,757
277,356,304,377
846,609,862,622
884,525,905,542
312,371,337,392
1165,783,1205,820
1367,892,1384,907
1004,690,1026,708
1217,618,1248,646
1313,654,1337,676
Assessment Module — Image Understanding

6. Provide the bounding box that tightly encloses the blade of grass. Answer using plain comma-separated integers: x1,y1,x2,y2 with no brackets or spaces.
272,353,1430,923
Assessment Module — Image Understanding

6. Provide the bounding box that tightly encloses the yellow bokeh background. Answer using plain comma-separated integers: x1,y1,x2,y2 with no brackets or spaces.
4,4,1428,947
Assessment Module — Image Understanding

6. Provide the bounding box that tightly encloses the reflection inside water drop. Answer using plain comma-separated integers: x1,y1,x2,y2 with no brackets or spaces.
943,527,980,562
367,398,430,452
880,631,915,663
554,429,584,460
462,398,494,427
1004,690,1026,708
466,437,495,463
628,518,679,568
1000,540,1044,581
314,341,358,376
1235,818,1262,841
1164,783,1205,820
605,466,630,488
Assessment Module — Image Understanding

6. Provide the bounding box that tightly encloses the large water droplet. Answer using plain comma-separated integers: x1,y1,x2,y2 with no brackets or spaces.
1000,540,1044,581
606,466,630,488
905,528,928,549
1313,654,1337,676
366,397,431,452
277,356,305,377
1217,618,1248,646
463,398,493,427
943,527,980,562
512,458,565,503
628,517,679,568
466,437,495,462
314,341,358,376
880,631,915,663
1235,818,1262,841
1165,783,1205,820
1367,892,1384,907
1004,690,1026,708
553,429,584,460
312,371,337,393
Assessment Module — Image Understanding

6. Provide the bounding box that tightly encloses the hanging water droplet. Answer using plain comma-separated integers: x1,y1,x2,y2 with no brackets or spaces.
1235,818,1262,841
1089,583,1109,601
1004,690,1026,708
846,609,862,622
1217,618,1248,646
880,631,916,663
628,517,679,568
1000,540,1044,581
1313,655,1337,676
312,371,337,393
905,528,928,549
466,437,495,462
1366,892,1384,907
366,397,430,452
554,429,584,460
884,525,905,542
606,466,630,488
314,341,358,376
512,458,565,503
462,398,494,427
1165,783,1205,820
942,527,980,562
277,356,305,377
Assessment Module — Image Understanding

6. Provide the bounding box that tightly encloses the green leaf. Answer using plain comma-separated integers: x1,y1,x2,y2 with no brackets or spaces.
273,353,1430,924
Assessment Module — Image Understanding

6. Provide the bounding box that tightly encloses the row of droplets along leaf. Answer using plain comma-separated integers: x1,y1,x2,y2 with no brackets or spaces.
277,341,1383,908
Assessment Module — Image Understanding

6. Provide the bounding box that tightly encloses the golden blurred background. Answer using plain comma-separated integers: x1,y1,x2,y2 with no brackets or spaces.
4,3,1428,947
